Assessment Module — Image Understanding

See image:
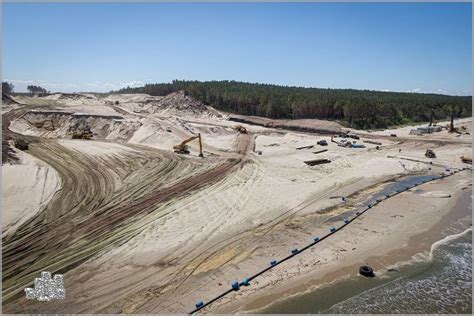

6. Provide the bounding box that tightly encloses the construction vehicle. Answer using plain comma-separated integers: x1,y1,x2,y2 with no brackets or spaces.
425,149,436,158
234,124,247,134
173,133,204,157
460,156,472,164
71,126,93,140
33,119,55,131
346,134,360,140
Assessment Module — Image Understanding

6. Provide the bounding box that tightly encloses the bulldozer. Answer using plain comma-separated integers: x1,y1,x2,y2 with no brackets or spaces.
33,119,55,131
234,124,247,134
173,133,203,157
460,156,472,164
425,149,436,158
71,126,93,140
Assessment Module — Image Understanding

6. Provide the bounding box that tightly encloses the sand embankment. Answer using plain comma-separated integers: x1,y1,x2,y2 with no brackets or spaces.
229,114,342,135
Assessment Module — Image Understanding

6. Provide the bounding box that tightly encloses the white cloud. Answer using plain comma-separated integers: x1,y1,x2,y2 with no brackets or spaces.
5,79,149,93
7,79,37,85
85,82,101,87
119,81,144,87
404,87,471,96
102,83,118,88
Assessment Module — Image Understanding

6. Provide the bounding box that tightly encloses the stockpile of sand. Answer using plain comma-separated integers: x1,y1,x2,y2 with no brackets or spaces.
104,91,222,118
150,91,209,115
103,93,160,104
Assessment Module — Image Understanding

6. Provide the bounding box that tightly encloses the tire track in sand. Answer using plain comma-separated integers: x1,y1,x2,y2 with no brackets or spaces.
2,121,252,305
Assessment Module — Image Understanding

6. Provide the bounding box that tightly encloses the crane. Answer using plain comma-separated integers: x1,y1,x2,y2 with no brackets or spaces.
173,133,204,157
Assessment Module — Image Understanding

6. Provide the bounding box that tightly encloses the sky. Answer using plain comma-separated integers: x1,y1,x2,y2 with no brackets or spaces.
2,2,472,95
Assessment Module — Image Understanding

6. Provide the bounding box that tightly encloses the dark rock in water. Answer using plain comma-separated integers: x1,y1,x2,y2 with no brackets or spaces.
388,268,399,272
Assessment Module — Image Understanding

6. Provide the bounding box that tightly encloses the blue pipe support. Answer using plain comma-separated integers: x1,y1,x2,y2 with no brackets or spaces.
232,281,240,291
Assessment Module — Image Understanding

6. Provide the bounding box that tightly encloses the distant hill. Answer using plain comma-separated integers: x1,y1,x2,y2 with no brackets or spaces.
112,80,472,129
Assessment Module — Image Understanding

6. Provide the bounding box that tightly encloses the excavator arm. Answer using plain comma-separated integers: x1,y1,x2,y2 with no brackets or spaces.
175,135,200,148
173,133,203,157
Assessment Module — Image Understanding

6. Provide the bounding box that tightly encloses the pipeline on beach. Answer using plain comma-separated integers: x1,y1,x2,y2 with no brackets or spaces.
189,167,472,314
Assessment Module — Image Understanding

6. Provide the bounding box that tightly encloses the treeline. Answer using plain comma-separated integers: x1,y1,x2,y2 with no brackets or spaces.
2,81,50,95
113,80,472,129
2,81,14,94
27,85,49,94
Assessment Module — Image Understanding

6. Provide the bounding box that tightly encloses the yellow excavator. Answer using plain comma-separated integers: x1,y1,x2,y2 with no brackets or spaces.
173,133,204,157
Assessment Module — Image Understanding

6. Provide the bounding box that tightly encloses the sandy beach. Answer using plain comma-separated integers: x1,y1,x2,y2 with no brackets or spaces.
228,174,472,313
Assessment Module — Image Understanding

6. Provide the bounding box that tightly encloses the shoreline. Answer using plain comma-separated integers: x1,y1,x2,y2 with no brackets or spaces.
260,225,473,314
215,171,472,313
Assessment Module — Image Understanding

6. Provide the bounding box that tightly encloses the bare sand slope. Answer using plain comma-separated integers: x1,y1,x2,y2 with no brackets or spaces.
2,149,60,236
